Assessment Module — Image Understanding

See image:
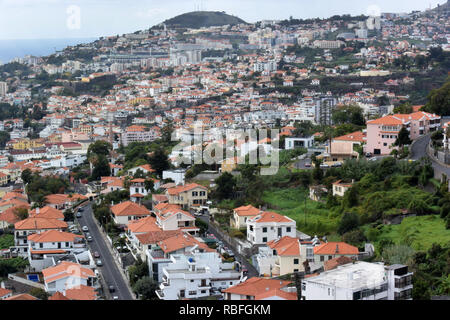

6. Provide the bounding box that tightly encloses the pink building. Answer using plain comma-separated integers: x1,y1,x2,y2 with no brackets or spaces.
365,111,440,155
121,125,157,147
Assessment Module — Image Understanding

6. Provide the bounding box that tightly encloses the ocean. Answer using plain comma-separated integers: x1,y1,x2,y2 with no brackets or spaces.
0,38,97,64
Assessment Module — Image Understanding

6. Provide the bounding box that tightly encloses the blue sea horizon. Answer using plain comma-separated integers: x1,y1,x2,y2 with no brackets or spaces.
0,37,97,64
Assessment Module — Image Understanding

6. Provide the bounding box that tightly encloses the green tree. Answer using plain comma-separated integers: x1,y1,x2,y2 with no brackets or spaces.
214,172,236,201
91,154,111,181
422,79,450,116
144,179,155,193
132,276,159,300
13,207,29,220
148,147,170,177
29,287,49,300
128,258,149,287
21,168,33,184
394,126,412,147
338,212,359,235
87,140,112,158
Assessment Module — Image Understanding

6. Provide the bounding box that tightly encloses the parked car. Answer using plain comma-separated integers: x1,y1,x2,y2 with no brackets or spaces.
365,152,372,158
226,250,235,257
82,226,89,232
242,268,248,275
96,259,103,266
76,212,82,218
304,162,311,168
93,251,100,258
320,163,330,169
87,236,93,242
78,207,84,212
109,285,115,293
112,296,119,300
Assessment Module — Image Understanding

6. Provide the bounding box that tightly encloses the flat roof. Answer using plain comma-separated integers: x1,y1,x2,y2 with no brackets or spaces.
304,261,386,290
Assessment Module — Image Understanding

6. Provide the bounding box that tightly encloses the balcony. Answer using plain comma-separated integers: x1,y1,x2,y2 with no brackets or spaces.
156,290,165,299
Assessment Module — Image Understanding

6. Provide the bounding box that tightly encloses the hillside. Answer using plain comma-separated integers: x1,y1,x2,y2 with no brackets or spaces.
162,11,247,29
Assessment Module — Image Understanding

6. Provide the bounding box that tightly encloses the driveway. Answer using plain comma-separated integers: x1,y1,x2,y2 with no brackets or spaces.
77,203,134,300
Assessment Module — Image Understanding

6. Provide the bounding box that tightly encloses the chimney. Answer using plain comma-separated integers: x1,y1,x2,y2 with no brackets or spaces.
36,207,40,215
335,244,339,254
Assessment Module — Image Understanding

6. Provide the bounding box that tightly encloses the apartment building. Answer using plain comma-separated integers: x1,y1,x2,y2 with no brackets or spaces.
365,111,441,155
121,125,157,147
155,251,242,300
301,261,413,300
166,183,208,210
246,211,296,245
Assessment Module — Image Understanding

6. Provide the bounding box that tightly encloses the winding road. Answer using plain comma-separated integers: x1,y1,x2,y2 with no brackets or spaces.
410,134,450,180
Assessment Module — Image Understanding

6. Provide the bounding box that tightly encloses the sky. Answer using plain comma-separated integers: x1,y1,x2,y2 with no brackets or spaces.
0,0,447,40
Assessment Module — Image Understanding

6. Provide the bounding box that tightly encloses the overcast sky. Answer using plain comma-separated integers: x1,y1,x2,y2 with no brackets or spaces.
0,0,446,40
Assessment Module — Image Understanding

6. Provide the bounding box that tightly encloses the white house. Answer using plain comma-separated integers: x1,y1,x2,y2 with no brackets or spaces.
42,261,98,294
155,251,242,300
110,201,151,226
246,211,296,245
285,136,315,150
27,230,87,271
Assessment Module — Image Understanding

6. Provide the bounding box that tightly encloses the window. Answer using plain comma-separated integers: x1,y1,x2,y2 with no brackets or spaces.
188,290,196,295
294,258,299,264
273,250,277,255
286,227,291,233
320,256,324,262
294,269,299,272
328,255,332,260
39,243,43,248
190,280,194,282
262,237,267,243
200,191,206,196
262,227,267,233
192,191,198,197
65,242,69,247
201,290,206,294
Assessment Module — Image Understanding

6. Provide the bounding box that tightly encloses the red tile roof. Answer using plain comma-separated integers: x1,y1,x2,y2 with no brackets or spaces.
111,201,150,217
313,242,359,255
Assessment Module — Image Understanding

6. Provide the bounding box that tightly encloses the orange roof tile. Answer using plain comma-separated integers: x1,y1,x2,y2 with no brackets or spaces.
313,242,359,255
233,205,261,217
251,211,293,224
267,236,300,256
111,201,150,217
65,285,97,300
223,278,296,300
14,217,68,230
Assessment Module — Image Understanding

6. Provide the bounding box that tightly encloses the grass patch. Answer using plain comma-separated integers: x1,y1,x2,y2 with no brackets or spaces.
375,215,450,251
262,188,340,236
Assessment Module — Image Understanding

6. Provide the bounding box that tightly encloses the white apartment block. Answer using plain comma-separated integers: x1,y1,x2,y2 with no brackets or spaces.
155,251,242,300
301,261,413,300
0,82,7,96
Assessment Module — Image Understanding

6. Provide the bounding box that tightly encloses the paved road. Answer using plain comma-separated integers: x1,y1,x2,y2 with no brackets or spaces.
410,134,450,179
77,203,134,300
198,214,259,278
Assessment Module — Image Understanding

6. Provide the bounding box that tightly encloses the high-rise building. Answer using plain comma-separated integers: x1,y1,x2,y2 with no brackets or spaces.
0,82,7,96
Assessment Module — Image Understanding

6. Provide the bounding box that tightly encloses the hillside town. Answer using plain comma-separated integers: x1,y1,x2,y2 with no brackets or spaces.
0,2,449,302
